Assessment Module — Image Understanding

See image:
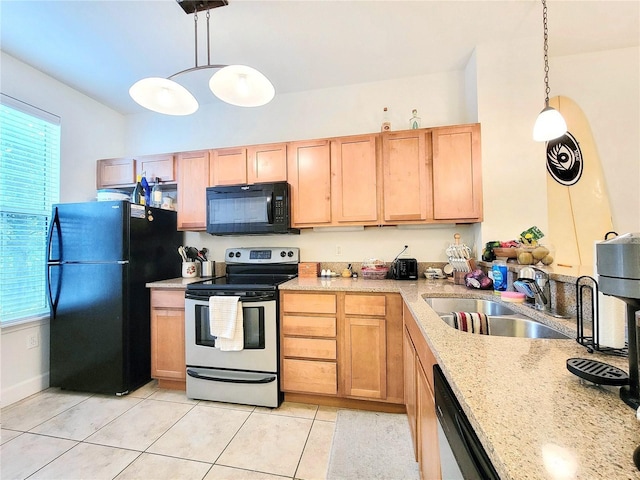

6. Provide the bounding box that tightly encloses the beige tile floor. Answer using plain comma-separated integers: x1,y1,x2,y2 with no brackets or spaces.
1,381,337,480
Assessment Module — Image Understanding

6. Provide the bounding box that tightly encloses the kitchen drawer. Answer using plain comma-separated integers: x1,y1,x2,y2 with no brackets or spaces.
282,359,337,395
345,294,386,316
282,315,336,337
151,289,185,309
283,337,336,360
282,293,337,315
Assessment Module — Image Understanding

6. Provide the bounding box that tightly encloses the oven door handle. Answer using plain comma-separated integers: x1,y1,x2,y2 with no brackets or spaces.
187,368,276,384
185,294,275,302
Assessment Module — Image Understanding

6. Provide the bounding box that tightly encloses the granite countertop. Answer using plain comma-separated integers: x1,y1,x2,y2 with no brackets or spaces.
146,277,212,289
281,277,640,480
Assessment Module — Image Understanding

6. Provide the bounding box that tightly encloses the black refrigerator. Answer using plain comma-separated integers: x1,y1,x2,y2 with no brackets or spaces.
47,201,182,395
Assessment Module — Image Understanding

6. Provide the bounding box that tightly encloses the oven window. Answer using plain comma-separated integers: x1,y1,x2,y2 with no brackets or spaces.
195,304,266,349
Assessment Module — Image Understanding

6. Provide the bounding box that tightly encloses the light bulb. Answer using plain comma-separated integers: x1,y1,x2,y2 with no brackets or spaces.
533,106,567,142
236,74,249,97
129,77,198,116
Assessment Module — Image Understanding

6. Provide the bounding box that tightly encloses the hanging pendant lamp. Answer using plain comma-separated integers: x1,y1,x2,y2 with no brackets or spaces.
129,1,274,115
532,0,567,142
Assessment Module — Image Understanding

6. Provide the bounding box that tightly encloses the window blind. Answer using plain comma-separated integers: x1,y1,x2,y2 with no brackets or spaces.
0,94,60,325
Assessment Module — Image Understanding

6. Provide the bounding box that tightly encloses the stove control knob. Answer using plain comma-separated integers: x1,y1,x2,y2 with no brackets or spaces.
228,251,234,258
280,251,286,258
287,250,294,257
236,251,241,258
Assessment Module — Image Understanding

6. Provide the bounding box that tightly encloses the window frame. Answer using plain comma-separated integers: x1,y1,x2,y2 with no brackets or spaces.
0,93,61,327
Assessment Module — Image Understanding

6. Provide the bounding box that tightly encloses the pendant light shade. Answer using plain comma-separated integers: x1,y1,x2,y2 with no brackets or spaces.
129,77,198,116
533,0,566,142
209,65,275,107
129,2,274,115
533,105,568,142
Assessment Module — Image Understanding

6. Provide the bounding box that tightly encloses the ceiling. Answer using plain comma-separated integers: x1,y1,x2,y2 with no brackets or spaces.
1,0,638,115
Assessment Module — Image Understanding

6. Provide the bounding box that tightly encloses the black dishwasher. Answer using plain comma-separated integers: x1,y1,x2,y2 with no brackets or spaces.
434,365,500,480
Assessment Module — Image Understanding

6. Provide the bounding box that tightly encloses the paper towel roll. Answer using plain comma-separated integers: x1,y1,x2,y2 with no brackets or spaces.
594,241,626,348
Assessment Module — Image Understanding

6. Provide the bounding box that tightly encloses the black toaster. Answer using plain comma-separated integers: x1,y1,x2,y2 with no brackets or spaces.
391,258,418,280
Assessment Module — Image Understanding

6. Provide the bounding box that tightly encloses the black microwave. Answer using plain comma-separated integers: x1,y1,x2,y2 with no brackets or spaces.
206,182,300,235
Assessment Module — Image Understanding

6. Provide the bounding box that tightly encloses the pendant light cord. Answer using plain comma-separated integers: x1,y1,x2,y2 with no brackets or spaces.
542,0,550,107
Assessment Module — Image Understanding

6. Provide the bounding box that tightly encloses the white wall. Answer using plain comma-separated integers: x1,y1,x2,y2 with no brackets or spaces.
0,52,126,406
474,35,548,246
125,71,467,154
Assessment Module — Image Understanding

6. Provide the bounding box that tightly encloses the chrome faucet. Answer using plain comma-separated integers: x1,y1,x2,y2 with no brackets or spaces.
515,266,551,312
531,267,551,311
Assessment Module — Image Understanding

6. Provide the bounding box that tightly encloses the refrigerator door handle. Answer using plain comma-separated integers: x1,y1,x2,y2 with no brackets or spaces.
47,264,60,318
47,206,62,263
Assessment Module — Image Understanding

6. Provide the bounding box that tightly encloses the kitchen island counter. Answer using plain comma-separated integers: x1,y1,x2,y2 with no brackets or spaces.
280,277,639,480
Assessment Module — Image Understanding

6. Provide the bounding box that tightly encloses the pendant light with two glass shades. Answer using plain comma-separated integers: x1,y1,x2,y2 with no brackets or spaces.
532,0,567,142
129,0,275,116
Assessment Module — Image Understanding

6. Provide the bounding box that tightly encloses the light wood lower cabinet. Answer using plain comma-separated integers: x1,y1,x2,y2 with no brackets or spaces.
404,326,418,460
150,289,186,390
280,291,403,406
281,293,338,395
404,302,441,479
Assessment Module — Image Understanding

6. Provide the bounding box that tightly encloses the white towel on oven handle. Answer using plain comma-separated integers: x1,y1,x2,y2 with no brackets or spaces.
208,296,244,351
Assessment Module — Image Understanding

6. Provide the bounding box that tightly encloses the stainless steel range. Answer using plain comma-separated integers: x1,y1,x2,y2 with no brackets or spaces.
185,247,299,407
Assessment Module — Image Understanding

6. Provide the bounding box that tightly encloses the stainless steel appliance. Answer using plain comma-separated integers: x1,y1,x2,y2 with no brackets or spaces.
596,233,640,409
206,182,299,236
391,258,418,280
185,247,299,407
47,201,182,395
434,365,499,479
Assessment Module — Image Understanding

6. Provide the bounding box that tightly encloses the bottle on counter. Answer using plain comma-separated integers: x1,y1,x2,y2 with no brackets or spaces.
492,260,508,294
132,174,144,205
151,177,162,208
381,107,391,132
140,174,151,206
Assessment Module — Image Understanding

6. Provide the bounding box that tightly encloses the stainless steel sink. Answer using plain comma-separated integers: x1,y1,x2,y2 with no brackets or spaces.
424,297,569,339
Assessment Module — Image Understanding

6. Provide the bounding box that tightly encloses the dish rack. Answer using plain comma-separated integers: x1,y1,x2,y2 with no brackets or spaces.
447,234,475,284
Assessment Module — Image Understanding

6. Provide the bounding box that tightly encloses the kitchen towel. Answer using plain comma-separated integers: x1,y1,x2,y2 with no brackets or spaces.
209,296,244,351
452,311,490,335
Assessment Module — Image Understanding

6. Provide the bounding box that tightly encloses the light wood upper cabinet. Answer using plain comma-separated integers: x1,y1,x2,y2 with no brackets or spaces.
331,135,378,224
287,140,332,227
210,143,287,186
177,150,211,231
432,124,482,221
136,154,176,183
381,130,433,223
210,147,248,186
247,143,287,184
96,158,135,188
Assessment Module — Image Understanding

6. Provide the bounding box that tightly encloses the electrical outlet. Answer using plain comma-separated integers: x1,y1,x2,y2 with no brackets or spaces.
26,332,39,349
336,245,342,256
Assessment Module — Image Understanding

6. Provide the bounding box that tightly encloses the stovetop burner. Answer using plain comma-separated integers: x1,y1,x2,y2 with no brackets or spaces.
186,247,299,294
